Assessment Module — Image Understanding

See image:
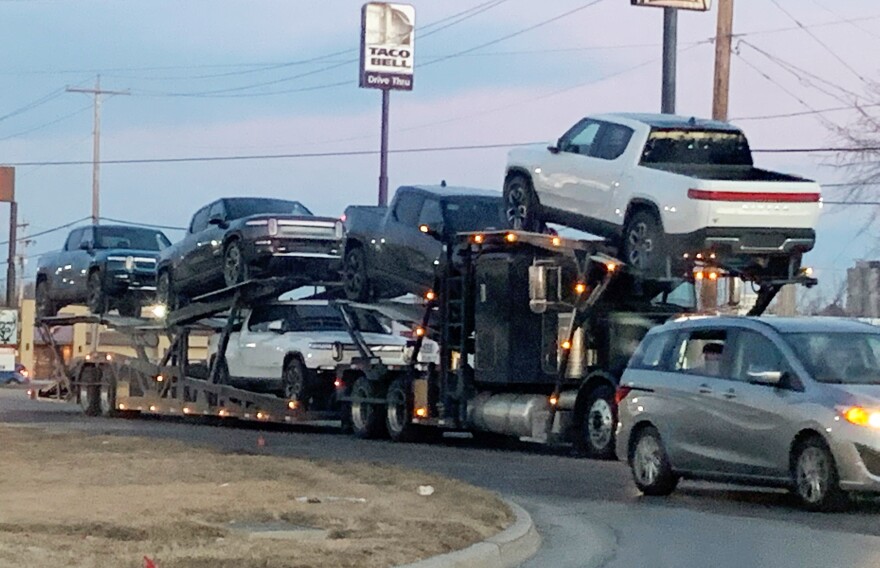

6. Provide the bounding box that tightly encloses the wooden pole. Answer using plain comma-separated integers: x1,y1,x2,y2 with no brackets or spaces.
712,0,734,121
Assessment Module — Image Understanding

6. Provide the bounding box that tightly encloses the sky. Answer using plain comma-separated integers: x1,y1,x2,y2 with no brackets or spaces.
1,0,879,306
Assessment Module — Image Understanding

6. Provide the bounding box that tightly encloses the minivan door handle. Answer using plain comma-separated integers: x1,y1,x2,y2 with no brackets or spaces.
698,383,712,394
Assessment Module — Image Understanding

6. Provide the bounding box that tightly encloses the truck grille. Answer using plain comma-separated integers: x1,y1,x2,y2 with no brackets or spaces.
275,239,340,255
278,220,337,239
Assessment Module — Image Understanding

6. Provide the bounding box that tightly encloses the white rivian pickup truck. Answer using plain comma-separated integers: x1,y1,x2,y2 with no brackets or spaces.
208,300,436,409
504,113,821,277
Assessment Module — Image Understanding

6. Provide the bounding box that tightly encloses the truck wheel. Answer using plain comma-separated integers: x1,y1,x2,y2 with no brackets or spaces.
385,378,420,443
622,209,664,274
78,366,103,417
575,384,618,460
503,174,540,232
630,426,679,496
282,357,309,404
117,295,141,318
223,240,249,287
87,271,108,314
35,281,57,319
791,436,848,512
343,247,371,301
350,377,386,439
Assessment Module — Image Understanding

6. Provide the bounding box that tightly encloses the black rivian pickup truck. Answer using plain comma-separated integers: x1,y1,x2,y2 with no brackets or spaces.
157,197,344,307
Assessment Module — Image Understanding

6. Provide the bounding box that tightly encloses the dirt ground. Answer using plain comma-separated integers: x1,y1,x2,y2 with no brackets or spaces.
0,426,512,568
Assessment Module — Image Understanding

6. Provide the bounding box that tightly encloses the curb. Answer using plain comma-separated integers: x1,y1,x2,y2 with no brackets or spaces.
397,500,540,568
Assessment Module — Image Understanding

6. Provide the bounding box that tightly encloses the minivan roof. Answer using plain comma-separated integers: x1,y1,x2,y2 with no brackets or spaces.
657,316,879,334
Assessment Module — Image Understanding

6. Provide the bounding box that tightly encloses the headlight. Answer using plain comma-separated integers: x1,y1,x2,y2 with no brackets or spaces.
840,406,880,428
335,221,344,239
308,343,333,350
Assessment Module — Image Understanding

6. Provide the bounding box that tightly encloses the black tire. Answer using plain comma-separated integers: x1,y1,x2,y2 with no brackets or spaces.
790,436,848,512
575,384,618,460
78,366,104,417
281,357,310,403
35,280,57,319
210,356,230,385
223,240,249,288
156,270,173,309
503,174,540,232
349,377,386,439
621,209,665,274
87,270,107,315
342,246,371,302
630,426,679,496
385,378,420,443
117,295,141,318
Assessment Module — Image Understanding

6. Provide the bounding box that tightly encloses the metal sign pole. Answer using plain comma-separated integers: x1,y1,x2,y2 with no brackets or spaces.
6,201,15,307
661,7,678,114
379,89,390,207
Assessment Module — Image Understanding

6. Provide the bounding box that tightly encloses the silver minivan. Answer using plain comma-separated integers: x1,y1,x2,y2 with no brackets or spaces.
615,316,880,511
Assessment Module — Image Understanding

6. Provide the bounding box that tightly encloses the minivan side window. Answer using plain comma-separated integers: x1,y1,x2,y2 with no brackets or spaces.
628,331,674,370
671,329,730,378
731,331,788,383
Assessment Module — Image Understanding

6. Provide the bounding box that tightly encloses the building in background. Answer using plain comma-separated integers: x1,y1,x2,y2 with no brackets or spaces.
847,261,880,318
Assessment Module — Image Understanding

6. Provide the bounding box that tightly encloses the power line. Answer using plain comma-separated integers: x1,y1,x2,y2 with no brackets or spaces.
99,217,186,231
0,87,65,123
0,216,90,247
0,103,92,142
733,103,880,122
768,0,869,84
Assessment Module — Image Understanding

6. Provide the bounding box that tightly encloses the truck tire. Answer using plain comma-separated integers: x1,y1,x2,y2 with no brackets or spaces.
385,377,419,443
575,384,618,460
87,271,108,315
350,377,386,439
503,174,540,232
343,247,371,302
281,357,309,403
35,280,57,319
117,295,141,318
223,240,249,287
79,366,107,417
621,209,665,274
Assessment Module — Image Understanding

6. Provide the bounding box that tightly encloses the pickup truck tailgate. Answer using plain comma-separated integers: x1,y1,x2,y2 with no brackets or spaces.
687,178,821,230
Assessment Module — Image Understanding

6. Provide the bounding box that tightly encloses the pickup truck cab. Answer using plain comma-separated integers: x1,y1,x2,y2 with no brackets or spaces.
342,184,504,301
505,113,821,278
36,225,171,318
208,300,432,407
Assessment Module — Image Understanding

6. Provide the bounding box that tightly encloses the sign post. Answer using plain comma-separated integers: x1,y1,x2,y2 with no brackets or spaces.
631,0,712,114
0,167,15,307
360,2,415,207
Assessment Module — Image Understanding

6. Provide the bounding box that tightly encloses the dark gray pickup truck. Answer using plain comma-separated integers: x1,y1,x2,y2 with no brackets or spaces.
36,224,172,318
342,185,504,301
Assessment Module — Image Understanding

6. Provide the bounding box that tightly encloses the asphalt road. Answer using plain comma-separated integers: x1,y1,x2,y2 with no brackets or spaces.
4,388,880,568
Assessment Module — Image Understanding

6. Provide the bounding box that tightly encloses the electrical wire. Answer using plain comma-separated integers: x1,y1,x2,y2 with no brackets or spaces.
732,103,880,122
0,216,90,247
0,88,66,123
0,103,92,142
99,217,186,231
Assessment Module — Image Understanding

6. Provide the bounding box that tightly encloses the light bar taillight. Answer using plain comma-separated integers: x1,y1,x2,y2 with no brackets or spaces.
687,189,820,203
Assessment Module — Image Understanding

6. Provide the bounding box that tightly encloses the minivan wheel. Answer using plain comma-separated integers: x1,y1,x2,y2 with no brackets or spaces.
575,384,617,459
631,426,679,496
791,437,848,512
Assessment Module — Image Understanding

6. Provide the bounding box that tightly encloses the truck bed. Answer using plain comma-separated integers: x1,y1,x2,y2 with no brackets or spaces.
641,164,812,183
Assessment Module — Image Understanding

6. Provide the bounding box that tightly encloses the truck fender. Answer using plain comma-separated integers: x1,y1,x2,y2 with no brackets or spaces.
573,371,620,418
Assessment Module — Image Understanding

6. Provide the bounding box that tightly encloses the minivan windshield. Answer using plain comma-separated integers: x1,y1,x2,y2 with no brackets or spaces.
641,128,753,166
784,332,880,385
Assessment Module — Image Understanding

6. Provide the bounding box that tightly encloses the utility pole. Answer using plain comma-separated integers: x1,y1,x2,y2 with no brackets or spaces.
67,76,129,225
661,7,678,114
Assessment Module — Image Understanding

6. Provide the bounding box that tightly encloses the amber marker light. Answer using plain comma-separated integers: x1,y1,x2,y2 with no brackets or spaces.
419,224,430,233
505,233,517,243
288,400,299,410
415,327,426,337
415,407,428,418
695,271,705,280
552,236,561,246
575,283,587,294
561,340,572,350
473,234,484,244
605,262,617,272
708,272,719,281
843,406,880,428
156,375,164,382
425,290,436,301
549,395,558,406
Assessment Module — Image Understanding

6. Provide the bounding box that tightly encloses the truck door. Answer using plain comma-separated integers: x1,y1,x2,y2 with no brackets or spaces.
55,228,84,301
174,206,209,287
71,226,97,297
239,305,288,380
382,191,426,290
194,200,228,283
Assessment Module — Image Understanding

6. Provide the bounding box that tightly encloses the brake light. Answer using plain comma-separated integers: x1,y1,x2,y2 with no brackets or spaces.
614,386,632,405
687,189,820,203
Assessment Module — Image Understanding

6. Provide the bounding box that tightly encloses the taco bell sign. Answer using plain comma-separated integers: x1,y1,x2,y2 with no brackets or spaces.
360,2,415,91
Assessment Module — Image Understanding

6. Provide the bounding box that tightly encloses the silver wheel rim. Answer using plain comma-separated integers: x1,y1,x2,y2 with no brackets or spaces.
224,244,244,286
351,384,371,432
626,222,654,268
344,251,366,298
796,447,830,504
283,364,304,400
505,183,528,230
99,387,111,416
79,387,92,413
588,398,614,450
386,387,407,435
634,434,663,487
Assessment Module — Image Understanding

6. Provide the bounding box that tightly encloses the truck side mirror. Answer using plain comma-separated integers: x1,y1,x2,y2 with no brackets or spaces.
529,262,562,313
418,224,443,241
208,214,227,228
79,241,93,252
727,277,743,306
548,139,561,154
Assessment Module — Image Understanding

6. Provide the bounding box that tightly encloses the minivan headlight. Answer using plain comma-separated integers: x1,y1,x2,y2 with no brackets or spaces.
840,406,880,429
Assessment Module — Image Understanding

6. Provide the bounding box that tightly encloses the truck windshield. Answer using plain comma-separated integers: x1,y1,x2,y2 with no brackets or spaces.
443,199,504,233
249,304,389,334
784,332,880,385
651,282,696,309
641,128,752,166
93,227,171,251
226,199,313,220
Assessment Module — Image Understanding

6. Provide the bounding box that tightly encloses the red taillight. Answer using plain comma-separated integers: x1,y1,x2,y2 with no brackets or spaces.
687,189,820,203
614,386,632,405
340,213,347,222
